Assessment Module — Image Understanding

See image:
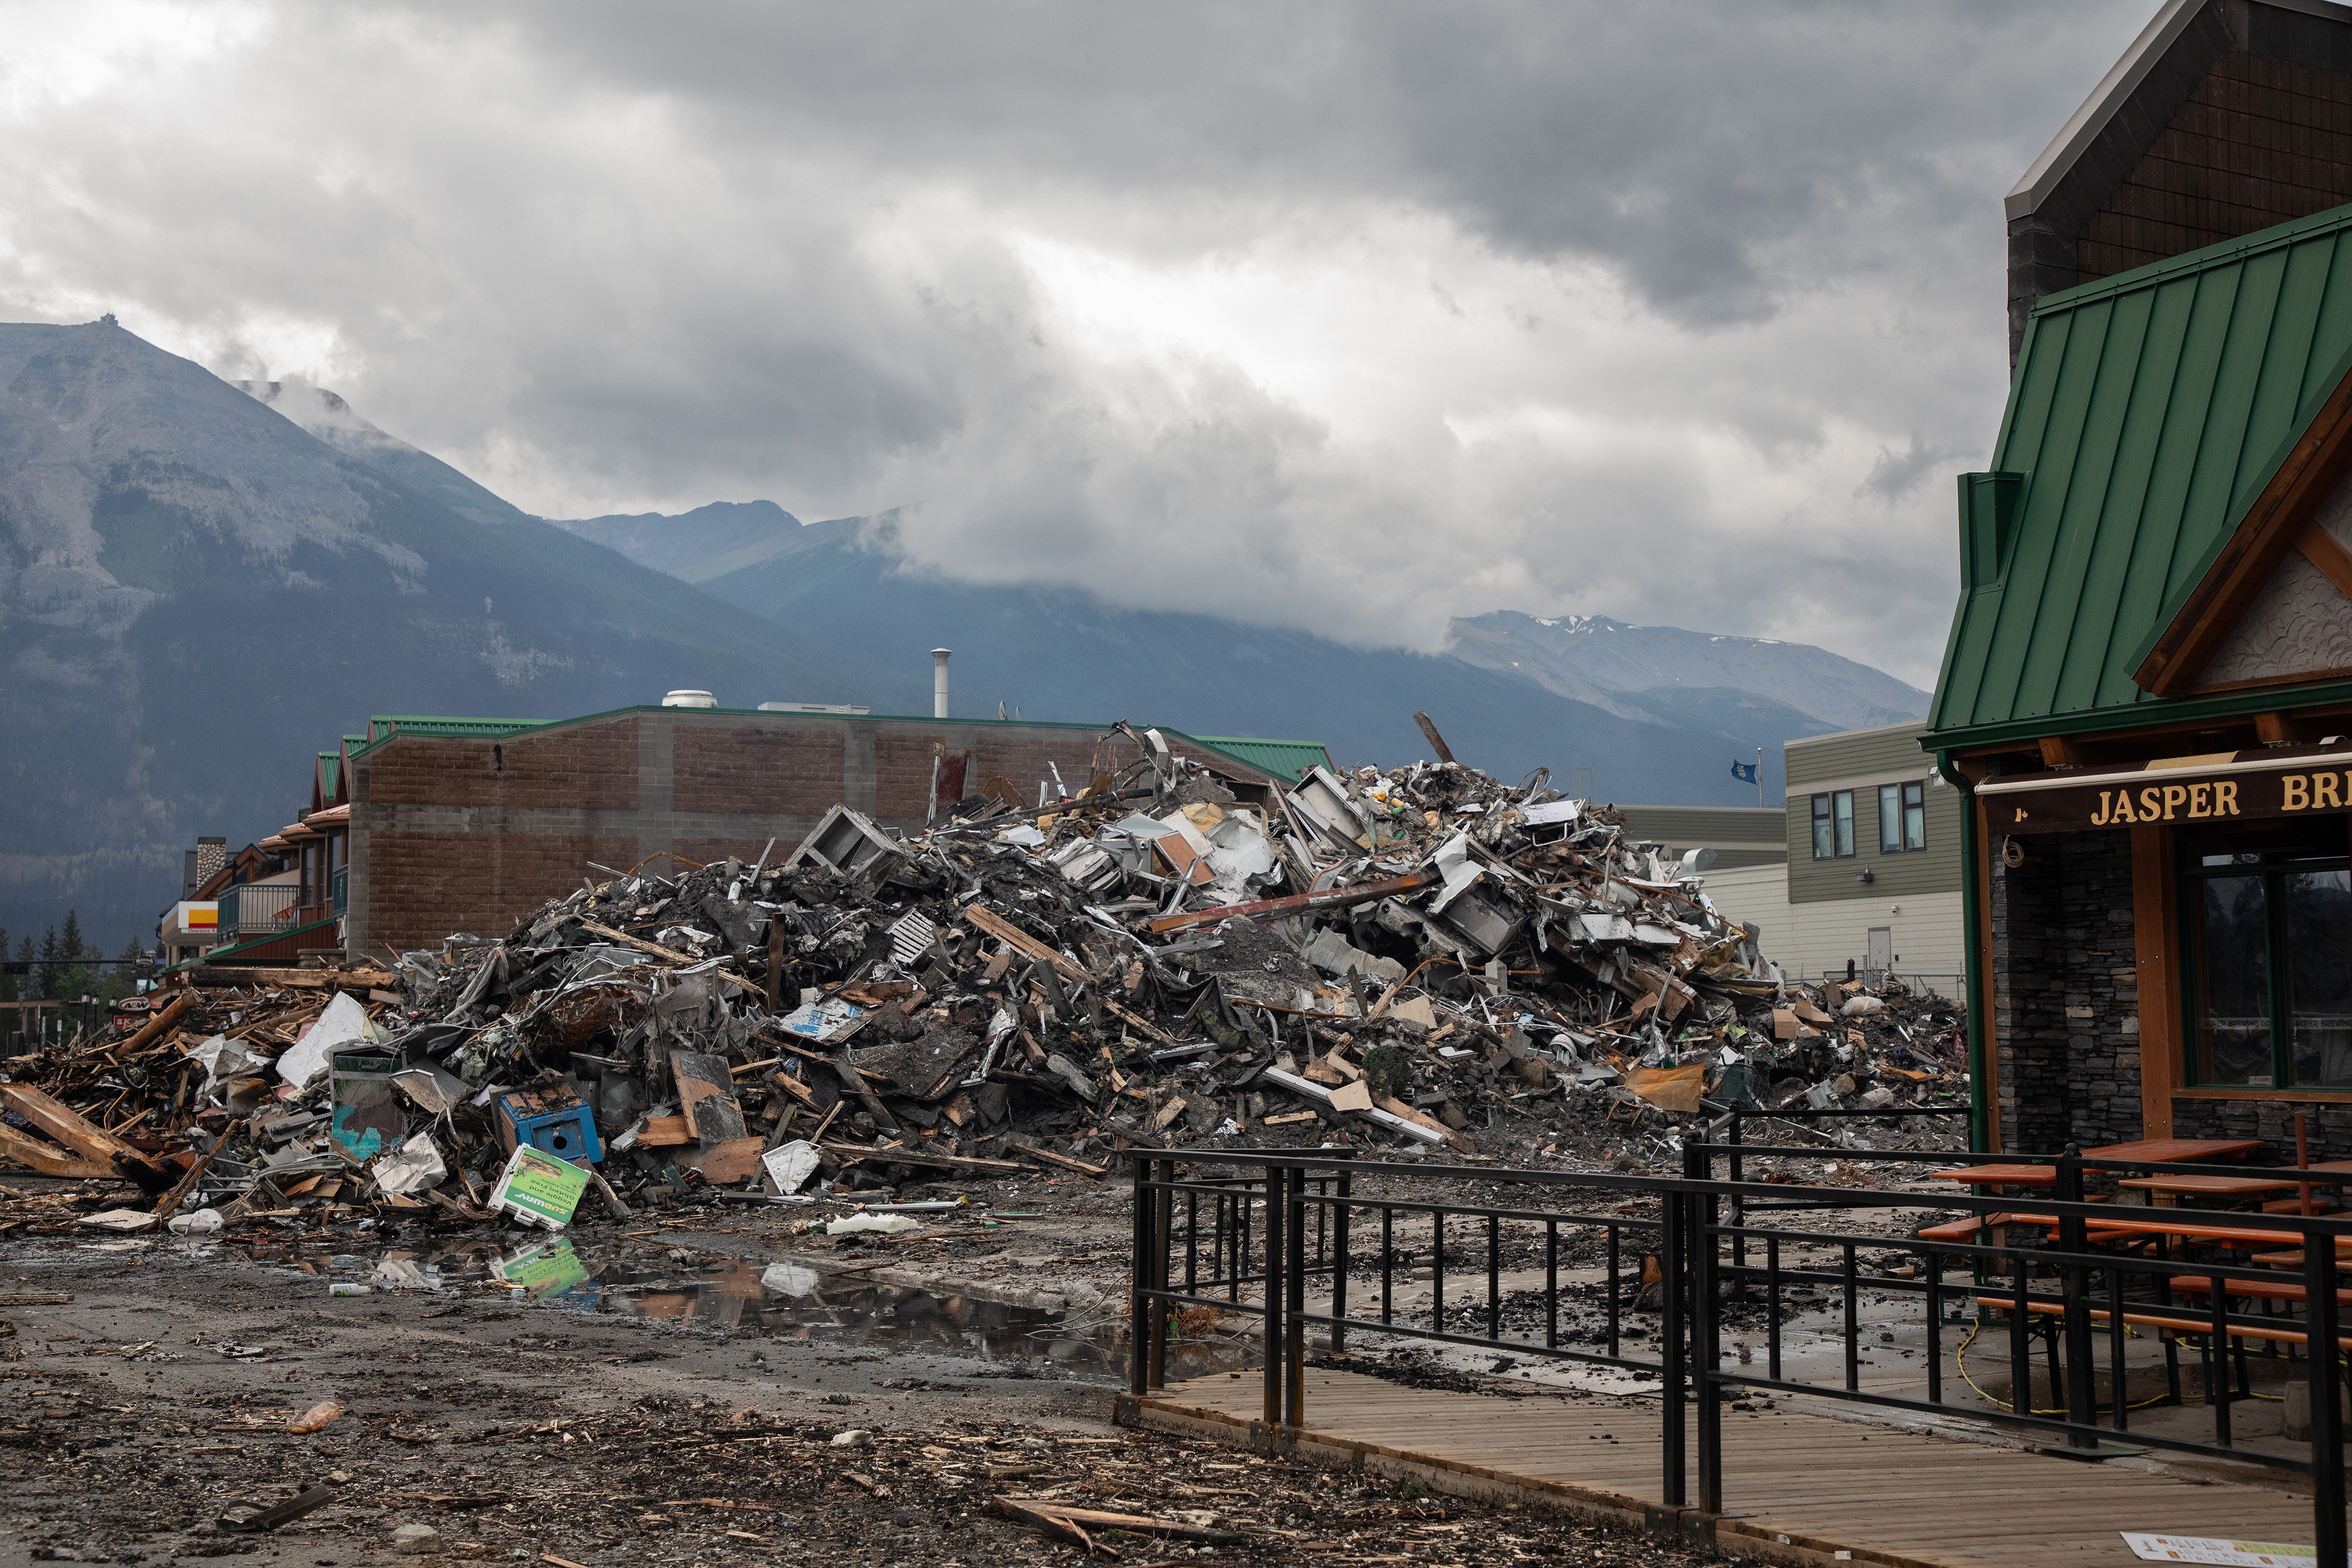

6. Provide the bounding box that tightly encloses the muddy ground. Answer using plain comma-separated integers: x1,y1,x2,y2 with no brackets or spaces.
0,1185,1745,1568
0,1140,1994,1568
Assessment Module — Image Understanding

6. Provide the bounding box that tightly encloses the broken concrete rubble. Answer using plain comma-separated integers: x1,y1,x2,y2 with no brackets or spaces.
0,724,1966,1238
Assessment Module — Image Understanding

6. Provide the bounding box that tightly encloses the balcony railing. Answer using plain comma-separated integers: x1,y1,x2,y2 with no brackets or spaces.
330,865,348,917
215,882,297,937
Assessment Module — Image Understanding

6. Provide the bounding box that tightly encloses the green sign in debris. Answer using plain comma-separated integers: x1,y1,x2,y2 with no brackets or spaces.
486,1145,590,1229
496,1239,590,1299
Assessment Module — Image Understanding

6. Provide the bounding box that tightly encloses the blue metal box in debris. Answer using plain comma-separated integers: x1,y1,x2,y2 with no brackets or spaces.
493,1085,602,1165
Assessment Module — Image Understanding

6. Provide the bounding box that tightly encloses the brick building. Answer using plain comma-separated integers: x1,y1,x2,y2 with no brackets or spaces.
340,706,1326,958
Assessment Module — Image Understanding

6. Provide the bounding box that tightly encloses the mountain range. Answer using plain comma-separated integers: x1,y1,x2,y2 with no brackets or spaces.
0,325,924,952
556,505,1926,797
0,321,1926,950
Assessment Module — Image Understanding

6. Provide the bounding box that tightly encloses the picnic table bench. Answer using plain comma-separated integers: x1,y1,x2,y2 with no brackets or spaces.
2168,1274,2352,1307
1972,1294,2352,1350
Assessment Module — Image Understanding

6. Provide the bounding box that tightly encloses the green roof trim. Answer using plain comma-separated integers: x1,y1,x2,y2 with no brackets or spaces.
1182,735,1336,784
370,714,557,737
353,715,560,760
343,708,1328,784
1927,199,2352,749
170,915,340,969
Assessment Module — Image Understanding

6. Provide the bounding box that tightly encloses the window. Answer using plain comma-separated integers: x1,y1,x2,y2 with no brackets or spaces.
1879,781,1927,853
2180,820,2352,1089
1811,791,1853,859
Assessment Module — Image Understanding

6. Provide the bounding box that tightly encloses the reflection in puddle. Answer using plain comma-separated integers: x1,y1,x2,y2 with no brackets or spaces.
244,1238,1251,1385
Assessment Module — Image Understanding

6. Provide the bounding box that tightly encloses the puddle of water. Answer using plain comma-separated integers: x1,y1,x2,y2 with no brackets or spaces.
219,1236,1252,1385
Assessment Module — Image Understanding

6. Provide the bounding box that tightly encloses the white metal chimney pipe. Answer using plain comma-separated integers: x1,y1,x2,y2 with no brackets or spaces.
931,648,951,719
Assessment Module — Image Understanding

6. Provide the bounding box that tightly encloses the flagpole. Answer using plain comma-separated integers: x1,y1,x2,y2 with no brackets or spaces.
1756,747,1763,808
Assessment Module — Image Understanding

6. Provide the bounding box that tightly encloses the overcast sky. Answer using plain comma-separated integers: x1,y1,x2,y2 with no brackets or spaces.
0,2,2157,687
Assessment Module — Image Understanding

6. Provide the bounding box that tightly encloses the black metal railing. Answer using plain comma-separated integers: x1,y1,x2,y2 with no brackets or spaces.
1127,1135,2351,1556
215,881,298,937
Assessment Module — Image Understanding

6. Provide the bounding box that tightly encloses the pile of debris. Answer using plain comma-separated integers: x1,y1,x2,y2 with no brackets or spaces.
0,721,1965,1233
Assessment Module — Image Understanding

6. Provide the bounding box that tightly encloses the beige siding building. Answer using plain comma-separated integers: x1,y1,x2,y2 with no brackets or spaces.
1681,722,1964,989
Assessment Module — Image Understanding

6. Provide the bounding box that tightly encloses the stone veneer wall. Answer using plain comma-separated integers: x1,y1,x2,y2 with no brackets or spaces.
1988,828,2141,1153
1989,822,2352,1161
2170,1094,2352,1159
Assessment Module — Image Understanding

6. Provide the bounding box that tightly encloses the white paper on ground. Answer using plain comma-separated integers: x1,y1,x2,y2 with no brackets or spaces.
372,1258,435,1289
760,1261,822,1298
826,1213,919,1236
762,1139,822,1194
277,992,371,1088
374,1132,447,1195
2120,1534,2330,1564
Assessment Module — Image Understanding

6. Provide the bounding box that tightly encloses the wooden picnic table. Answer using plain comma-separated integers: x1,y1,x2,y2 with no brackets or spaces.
2083,1136,2266,1162
2252,1246,2352,1269
2115,1172,2316,1198
1929,1141,2277,1189
2067,1213,2340,1247
1927,1164,2054,1187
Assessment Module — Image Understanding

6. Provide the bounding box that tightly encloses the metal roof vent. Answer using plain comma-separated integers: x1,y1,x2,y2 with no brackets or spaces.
662,690,716,708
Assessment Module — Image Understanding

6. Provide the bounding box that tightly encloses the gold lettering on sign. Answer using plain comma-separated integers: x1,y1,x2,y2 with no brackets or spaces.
2321,774,2344,811
2286,775,2311,811
2113,790,2139,824
2216,780,2240,816
2188,782,2212,817
2162,784,2187,820
2092,792,2112,825
2140,787,2162,821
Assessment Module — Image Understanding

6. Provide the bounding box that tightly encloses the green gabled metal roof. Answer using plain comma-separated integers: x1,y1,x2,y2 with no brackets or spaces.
1928,200,2352,748
168,915,340,970
318,752,339,798
1181,735,1336,784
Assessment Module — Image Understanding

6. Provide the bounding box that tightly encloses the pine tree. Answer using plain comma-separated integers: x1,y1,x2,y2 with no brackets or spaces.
36,925,56,1000
101,937,143,1004
51,910,93,1005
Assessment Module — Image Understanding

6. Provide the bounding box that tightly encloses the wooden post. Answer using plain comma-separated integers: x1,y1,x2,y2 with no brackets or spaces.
2132,825,2179,1142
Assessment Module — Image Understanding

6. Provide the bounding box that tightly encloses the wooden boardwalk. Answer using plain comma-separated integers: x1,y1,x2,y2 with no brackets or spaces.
1117,1368,2328,1567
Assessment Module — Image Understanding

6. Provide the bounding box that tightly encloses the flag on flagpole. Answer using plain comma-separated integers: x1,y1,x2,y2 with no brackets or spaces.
1730,759,1758,784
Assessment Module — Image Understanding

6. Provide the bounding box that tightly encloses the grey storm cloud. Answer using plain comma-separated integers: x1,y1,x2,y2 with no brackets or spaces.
0,1,2156,686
